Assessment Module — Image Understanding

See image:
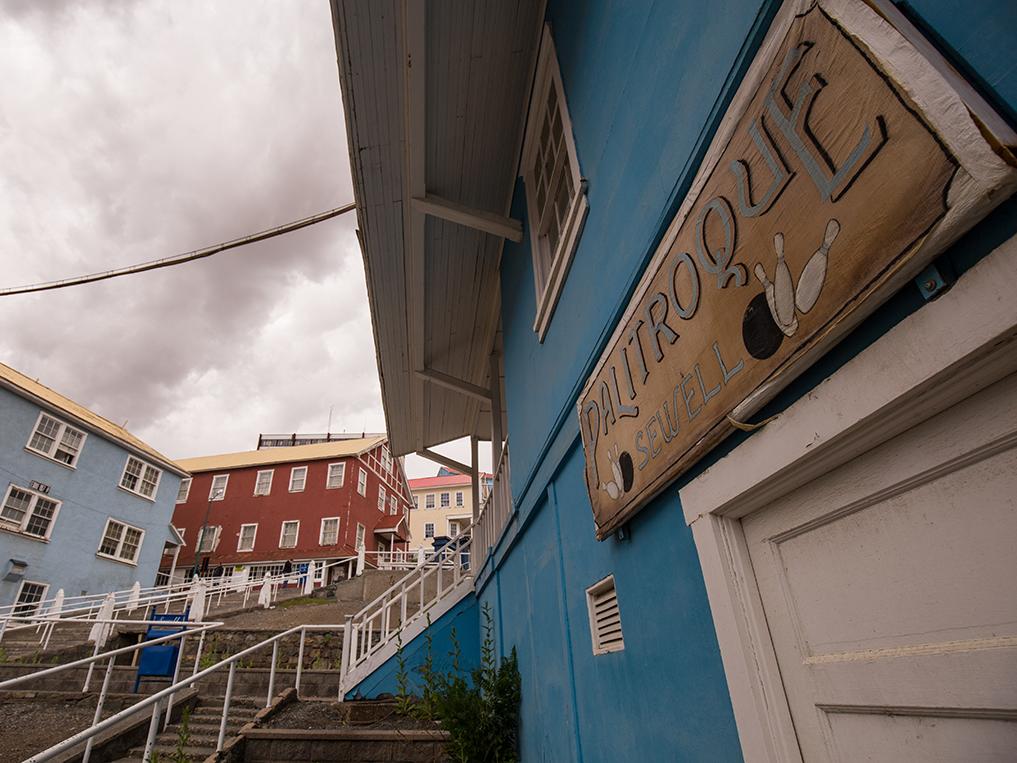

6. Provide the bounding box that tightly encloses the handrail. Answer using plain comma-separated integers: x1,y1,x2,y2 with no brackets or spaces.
20,622,346,763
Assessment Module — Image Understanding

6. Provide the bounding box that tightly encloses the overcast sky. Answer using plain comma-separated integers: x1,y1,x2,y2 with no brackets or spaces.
0,1,486,479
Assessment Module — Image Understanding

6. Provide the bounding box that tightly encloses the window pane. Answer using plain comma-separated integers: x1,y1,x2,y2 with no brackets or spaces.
99,521,125,556
1,487,32,526
141,466,160,497
14,582,46,617
121,458,142,491
25,497,57,537
121,527,143,561
176,478,191,503
29,415,60,455
327,463,344,488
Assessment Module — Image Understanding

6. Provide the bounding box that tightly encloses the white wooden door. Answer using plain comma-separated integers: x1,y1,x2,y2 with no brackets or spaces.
743,372,1017,762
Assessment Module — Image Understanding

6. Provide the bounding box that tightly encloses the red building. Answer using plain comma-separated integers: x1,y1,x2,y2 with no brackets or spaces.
166,436,411,582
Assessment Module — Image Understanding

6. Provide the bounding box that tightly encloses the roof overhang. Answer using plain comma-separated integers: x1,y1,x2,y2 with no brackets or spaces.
331,0,544,456
374,514,409,541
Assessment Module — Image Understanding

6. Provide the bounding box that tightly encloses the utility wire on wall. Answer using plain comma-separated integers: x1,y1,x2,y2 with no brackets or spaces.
0,202,357,297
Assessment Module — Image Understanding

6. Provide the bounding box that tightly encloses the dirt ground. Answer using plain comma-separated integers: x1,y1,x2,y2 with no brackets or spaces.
265,700,441,731
0,697,114,763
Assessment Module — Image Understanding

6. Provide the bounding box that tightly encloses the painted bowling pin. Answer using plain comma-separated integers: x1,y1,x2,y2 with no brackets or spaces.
754,261,798,337
796,218,841,313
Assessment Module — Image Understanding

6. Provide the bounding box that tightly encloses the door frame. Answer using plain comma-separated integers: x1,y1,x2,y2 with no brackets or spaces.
679,237,1017,762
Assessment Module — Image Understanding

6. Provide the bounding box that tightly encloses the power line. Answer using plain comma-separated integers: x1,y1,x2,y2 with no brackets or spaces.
0,202,357,297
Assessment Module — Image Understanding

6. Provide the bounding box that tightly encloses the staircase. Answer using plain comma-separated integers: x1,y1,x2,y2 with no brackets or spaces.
0,621,96,663
117,697,260,761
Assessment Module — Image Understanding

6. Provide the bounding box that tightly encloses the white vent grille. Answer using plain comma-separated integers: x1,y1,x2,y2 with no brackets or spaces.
586,575,624,655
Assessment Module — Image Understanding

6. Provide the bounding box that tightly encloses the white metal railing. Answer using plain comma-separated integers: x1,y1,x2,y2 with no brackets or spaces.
0,617,222,763
362,549,420,570
339,529,474,692
0,561,350,650
16,622,345,763
473,443,512,573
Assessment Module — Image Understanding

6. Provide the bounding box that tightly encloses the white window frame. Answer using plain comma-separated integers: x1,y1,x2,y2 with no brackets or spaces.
176,478,192,504
357,467,368,496
378,485,387,512
176,526,186,544
25,411,87,468
413,495,420,510
390,496,398,515
424,522,435,539
0,483,61,540
196,525,220,553
254,470,274,496
288,466,307,492
455,490,465,507
237,523,258,552
355,522,366,550
97,518,145,565
119,456,162,501
447,517,469,537
521,25,589,341
440,492,450,508
326,462,346,489
279,520,300,549
13,579,49,618
425,493,435,510
209,475,229,501
319,516,340,546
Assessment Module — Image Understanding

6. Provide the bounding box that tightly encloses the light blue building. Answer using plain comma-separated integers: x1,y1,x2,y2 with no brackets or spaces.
0,363,187,613
334,0,1017,759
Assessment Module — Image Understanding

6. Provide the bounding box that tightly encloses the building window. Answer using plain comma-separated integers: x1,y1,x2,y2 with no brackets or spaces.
586,575,624,655
279,520,299,548
289,467,307,492
0,484,60,540
413,495,419,510
425,493,435,510
176,478,192,504
355,522,366,550
254,470,273,496
13,580,49,618
197,525,219,553
357,468,367,496
209,474,229,500
381,447,392,474
455,491,464,507
326,462,345,489
320,517,340,545
378,485,387,512
522,26,588,340
97,518,145,564
448,518,466,536
424,523,435,539
389,496,398,515
440,492,450,508
119,456,162,500
26,412,87,467
237,523,258,552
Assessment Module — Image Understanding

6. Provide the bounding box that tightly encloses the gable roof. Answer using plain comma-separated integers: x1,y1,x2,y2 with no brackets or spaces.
177,436,387,473
0,362,186,475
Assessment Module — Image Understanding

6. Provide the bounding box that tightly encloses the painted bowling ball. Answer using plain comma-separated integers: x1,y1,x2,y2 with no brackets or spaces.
619,451,634,492
742,292,783,360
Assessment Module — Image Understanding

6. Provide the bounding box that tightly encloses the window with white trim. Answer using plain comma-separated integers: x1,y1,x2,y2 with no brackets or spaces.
357,468,367,496
98,519,144,564
0,484,60,540
176,478,192,504
237,523,258,552
326,462,345,489
440,492,450,508
289,466,307,492
424,523,435,539
425,493,435,510
389,496,398,515
209,475,228,500
26,412,87,467
279,520,299,548
320,517,340,545
381,447,392,474
355,522,366,550
252,470,271,496
413,495,419,510
197,525,219,553
448,518,466,536
378,485,387,512
586,575,624,655
522,26,588,340
13,580,49,618
455,491,464,507
119,456,162,500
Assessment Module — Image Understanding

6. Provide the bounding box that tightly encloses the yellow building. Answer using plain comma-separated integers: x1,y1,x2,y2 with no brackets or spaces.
407,470,491,550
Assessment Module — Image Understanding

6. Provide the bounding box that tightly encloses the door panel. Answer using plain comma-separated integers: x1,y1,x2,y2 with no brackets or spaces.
743,372,1017,761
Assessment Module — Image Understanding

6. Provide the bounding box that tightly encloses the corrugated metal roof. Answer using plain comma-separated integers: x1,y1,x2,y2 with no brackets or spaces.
177,436,386,473
0,362,186,475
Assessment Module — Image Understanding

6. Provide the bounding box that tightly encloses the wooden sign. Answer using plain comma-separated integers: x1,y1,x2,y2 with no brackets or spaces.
578,0,1017,539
